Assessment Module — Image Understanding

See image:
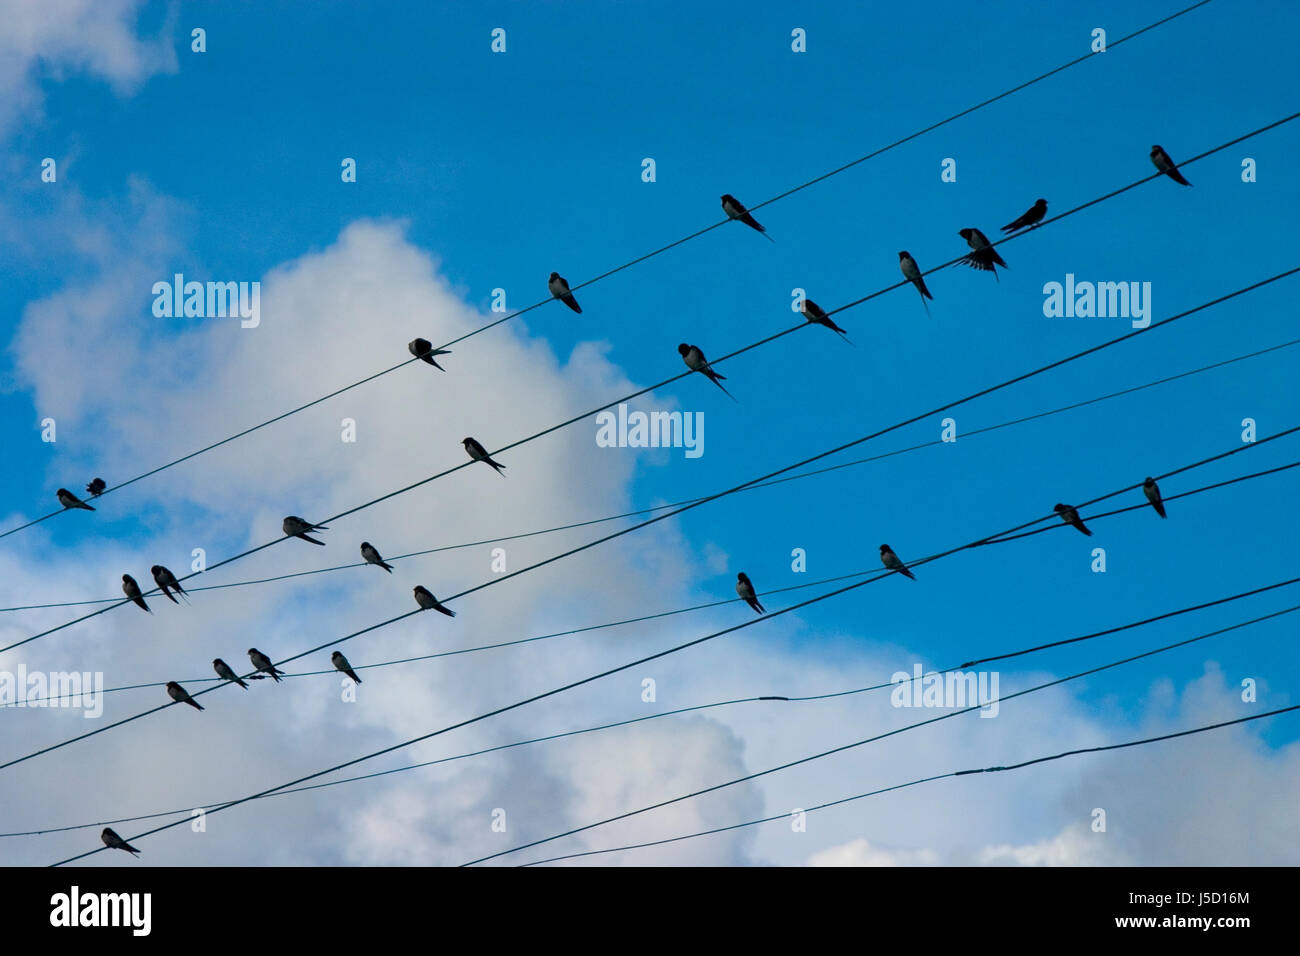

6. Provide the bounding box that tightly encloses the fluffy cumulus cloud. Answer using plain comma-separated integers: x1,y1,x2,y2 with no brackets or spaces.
0,0,177,135
1,184,1296,866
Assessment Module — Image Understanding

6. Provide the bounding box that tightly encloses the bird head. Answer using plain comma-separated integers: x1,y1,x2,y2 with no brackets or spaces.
898,251,910,260
677,343,690,356
150,565,162,574
361,541,372,549
331,651,343,660
122,574,132,582
549,272,559,280
958,228,973,239
1035,199,1047,207
1053,504,1067,514
461,438,473,447
879,544,892,553
1144,477,1155,486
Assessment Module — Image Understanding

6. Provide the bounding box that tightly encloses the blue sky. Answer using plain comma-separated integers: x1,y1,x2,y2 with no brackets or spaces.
1,1,1298,866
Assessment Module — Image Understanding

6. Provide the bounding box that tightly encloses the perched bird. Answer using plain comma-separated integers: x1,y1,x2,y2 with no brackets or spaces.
360,541,394,572
880,544,917,580
86,477,107,497
213,658,249,689
735,572,766,614
283,515,328,545
57,488,94,511
1053,503,1093,536
721,193,773,241
166,681,204,711
121,574,150,613
462,437,506,475
151,565,186,604
898,251,934,316
677,343,735,400
101,827,141,856
1150,145,1192,186
248,648,284,683
800,299,852,342
408,338,451,371
548,272,582,313
1143,477,1168,518
958,228,1008,280
1001,199,1048,233
413,585,456,617
332,650,363,684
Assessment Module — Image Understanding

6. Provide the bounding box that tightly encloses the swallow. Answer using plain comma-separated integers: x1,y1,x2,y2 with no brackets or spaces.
879,544,916,580
958,228,1008,280
166,681,204,711
898,251,934,316
360,541,394,572
332,650,363,684
86,477,107,497
677,343,736,400
800,299,852,342
408,338,451,371
283,515,328,545
1001,199,1048,233
413,585,456,616
248,648,284,682
121,574,150,613
1143,477,1168,518
735,572,766,614
101,827,141,856
721,193,774,241
1150,145,1192,186
151,565,186,604
462,437,506,475
1053,503,1093,536
548,272,582,313
56,488,94,511
213,658,249,689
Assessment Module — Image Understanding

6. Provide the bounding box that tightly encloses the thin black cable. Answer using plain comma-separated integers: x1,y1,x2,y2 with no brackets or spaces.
41,448,1283,862
9,461,1296,709
8,332,1295,615
0,0,1214,543
519,702,1300,867
471,605,1300,866
9,569,1294,840
6,116,1295,657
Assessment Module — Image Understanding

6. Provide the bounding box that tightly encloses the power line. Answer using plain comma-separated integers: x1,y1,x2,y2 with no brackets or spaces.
40,445,1289,861
0,0,1215,543
469,606,1300,866
5,118,1295,658
7,332,1295,615
7,571,1295,841
8,461,1297,709
517,702,1300,867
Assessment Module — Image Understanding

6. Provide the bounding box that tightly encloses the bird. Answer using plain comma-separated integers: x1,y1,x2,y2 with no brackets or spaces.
735,572,766,614
166,681,204,711
1143,477,1168,518
85,477,107,497
462,437,506,475
101,827,141,856
408,338,451,371
283,515,328,545
57,488,94,511
213,658,248,689
413,585,456,616
360,541,394,572
677,343,735,400
879,544,916,580
1150,145,1192,186
1053,503,1093,536
248,648,284,682
151,565,186,604
1001,199,1048,232
898,251,934,315
332,650,363,684
548,272,582,313
721,193,773,241
121,574,150,613
800,299,852,342
957,228,1008,280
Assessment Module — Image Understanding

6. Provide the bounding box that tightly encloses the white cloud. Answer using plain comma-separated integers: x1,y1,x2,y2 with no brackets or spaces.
0,0,177,135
